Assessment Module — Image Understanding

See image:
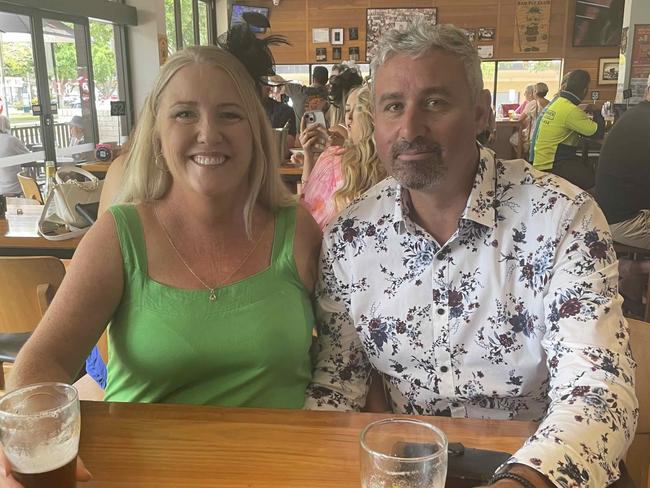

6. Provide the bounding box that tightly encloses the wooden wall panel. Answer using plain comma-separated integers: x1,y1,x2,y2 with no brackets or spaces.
239,0,619,101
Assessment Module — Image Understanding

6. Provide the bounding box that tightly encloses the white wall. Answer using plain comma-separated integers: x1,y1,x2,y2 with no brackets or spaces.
125,0,166,119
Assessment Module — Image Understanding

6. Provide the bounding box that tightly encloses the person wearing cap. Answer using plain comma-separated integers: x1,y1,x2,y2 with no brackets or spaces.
68,115,85,146
595,74,650,250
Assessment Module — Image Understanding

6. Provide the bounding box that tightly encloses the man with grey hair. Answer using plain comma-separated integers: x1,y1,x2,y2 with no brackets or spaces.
306,22,636,488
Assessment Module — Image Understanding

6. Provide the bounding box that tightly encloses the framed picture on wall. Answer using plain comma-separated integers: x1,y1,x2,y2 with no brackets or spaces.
331,28,344,45
366,8,437,59
598,57,619,85
312,28,330,43
463,28,476,42
349,46,360,61
349,27,359,41
573,0,624,47
316,48,327,62
333,47,342,60
478,27,496,41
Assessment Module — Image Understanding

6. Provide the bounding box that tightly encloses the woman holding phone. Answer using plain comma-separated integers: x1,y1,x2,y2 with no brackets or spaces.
299,85,386,229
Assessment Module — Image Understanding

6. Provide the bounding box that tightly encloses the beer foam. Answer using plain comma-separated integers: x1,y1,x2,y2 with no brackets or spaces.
7,432,78,474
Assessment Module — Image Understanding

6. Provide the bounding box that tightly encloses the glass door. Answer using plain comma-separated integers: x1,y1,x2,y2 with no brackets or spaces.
0,6,99,199
0,10,46,196
41,15,96,164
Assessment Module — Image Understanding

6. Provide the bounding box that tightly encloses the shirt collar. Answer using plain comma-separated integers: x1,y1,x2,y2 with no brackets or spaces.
559,90,582,105
392,145,498,234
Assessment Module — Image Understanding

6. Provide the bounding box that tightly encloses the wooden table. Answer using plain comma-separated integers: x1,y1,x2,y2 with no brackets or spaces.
79,401,537,487
0,219,81,259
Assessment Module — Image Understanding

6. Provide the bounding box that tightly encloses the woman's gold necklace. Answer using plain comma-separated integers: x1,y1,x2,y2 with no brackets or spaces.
153,206,271,302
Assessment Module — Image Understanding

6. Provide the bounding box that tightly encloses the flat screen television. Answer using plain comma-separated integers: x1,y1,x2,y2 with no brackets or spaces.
572,0,624,47
230,5,270,34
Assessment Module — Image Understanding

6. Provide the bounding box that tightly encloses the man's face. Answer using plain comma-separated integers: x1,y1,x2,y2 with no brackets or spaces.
373,49,488,192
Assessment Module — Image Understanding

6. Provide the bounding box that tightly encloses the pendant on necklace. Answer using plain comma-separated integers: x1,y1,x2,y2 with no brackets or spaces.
209,289,217,302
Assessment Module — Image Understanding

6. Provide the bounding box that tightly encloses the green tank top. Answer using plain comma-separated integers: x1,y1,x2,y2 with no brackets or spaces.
103,204,314,408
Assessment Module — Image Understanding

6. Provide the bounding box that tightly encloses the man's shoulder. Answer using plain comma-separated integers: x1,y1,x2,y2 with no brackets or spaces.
498,157,590,209
323,178,397,239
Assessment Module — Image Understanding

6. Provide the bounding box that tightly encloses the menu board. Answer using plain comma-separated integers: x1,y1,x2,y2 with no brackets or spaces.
514,0,552,53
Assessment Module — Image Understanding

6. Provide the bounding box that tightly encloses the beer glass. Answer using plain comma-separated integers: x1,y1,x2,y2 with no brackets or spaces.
0,382,80,488
360,418,447,488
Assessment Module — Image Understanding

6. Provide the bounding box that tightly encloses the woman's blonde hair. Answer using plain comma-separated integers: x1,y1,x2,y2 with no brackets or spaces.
117,45,294,236
332,86,386,210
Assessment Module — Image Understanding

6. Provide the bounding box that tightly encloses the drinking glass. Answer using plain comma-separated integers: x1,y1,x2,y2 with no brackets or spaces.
360,418,447,488
0,382,80,488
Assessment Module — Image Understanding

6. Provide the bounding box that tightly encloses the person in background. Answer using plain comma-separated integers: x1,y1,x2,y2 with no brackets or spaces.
510,82,549,157
594,75,650,309
298,68,363,182
299,86,386,229
595,74,650,250
514,84,534,115
325,67,364,130
530,69,604,190
306,22,636,488
261,82,297,152
281,65,329,129
68,115,85,146
0,116,30,196
477,90,496,146
6,27,321,419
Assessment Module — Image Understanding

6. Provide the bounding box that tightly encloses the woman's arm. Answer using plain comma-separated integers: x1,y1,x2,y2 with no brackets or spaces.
7,211,124,390
298,124,328,184
293,205,322,294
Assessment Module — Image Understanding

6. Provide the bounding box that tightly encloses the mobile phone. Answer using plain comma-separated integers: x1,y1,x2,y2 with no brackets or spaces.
75,202,99,226
303,110,327,129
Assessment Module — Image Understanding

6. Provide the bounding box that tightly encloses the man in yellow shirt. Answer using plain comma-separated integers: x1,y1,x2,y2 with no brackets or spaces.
530,70,605,190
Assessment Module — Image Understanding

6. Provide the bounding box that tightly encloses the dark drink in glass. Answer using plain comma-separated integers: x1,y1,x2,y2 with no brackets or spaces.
0,383,80,488
13,456,77,488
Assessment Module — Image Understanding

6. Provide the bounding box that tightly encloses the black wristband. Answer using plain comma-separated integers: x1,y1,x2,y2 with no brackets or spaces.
490,471,537,488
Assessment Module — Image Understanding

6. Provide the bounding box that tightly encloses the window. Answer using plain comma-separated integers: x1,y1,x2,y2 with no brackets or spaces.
165,0,216,50
481,61,496,99
165,0,177,55
89,20,122,144
494,60,562,115
198,1,209,45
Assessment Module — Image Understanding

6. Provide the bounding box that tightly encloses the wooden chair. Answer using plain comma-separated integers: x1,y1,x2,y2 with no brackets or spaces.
626,318,650,488
0,256,66,389
614,243,650,322
17,171,43,204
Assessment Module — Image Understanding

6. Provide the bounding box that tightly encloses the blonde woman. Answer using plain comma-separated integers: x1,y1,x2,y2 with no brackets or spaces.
7,36,321,410
299,85,386,229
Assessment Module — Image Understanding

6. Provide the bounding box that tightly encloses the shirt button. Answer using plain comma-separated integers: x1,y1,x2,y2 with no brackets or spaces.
437,308,445,315
440,365,449,373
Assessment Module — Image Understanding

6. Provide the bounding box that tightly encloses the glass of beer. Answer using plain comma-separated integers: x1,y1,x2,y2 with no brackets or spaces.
360,418,447,488
0,382,80,488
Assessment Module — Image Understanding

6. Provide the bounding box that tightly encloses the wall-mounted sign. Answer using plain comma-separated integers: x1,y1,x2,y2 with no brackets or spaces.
514,0,551,53
110,101,126,116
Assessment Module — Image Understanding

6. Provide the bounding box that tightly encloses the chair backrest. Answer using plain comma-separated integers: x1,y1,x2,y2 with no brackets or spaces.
17,171,43,204
625,318,650,488
0,257,65,333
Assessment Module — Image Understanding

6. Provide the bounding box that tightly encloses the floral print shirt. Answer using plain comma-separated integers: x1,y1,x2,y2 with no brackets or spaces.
305,146,637,487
